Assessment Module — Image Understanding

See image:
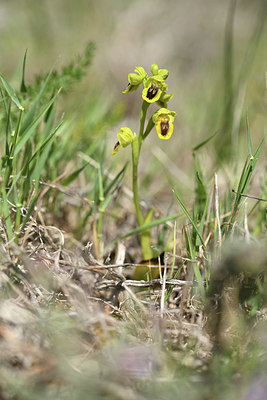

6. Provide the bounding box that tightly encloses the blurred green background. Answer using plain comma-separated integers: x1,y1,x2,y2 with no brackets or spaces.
0,0,266,204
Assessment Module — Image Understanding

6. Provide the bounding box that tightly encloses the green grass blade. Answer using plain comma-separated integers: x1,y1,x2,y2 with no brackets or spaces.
98,161,104,203
102,169,126,211
231,137,264,222
104,163,127,196
2,107,23,189
184,226,205,300
184,225,194,259
14,90,60,156
196,196,209,248
20,63,57,135
30,120,63,165
31,106,56,180
61,162,89,186
172,186,206,249
193,154,207,217
192,130,218,153
237,139,263,196
0,73,24,110
5,101,11,158
19,194,38,234
194,263,206,301
246,112,253,157
157,197,174,249
1,187,13,240
101,192,114,212
165,263,184,302
20,49,28,93
9,108,24,157
30,127,62,187
231,157,251,221
108,212,183,248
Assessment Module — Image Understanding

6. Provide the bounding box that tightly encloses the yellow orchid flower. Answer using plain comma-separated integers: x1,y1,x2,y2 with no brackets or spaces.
123,67,147,93
152,108,177,140
112,127,137,155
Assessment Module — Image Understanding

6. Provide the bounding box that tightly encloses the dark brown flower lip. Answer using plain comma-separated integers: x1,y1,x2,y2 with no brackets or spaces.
160,118,169,136
125,83,132,90
113,141,120,150
146,83,159,100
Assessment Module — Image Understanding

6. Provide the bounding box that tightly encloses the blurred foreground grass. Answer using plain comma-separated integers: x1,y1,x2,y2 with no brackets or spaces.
0,1,266,399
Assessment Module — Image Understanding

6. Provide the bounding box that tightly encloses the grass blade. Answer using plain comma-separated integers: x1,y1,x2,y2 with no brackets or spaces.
246,111,253,157
1,186,13,241
19,193,39,234
231,137,264,223
104,163,127,196
5,101,11,158
14,90,60,156
192,130,218,153
172,186,206,249
61,162,89,186
20,62,57,135
20,49,28,93
0,73,24,110
107,212,183,249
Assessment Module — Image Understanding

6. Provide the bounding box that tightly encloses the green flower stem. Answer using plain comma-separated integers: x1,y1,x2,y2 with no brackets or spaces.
132,137,143,227
131,100,153,260
139,207,154,262
139,101,149,142
143,116,154,140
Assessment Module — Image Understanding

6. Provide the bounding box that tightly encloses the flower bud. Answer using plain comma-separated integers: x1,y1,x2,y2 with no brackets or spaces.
117,127,136,147
158,69,169,80
150,63,159,76
157,92,174,107
123,66,147,94
112,127,137,155
128,72,142,86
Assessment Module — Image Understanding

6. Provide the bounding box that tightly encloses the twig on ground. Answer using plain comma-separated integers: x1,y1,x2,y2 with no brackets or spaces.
232,189,267,202
95,278,197,290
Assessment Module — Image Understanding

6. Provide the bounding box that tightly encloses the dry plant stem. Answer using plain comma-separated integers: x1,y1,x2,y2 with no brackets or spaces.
160,263,167,315
232,189,267,202
95,278,193,290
